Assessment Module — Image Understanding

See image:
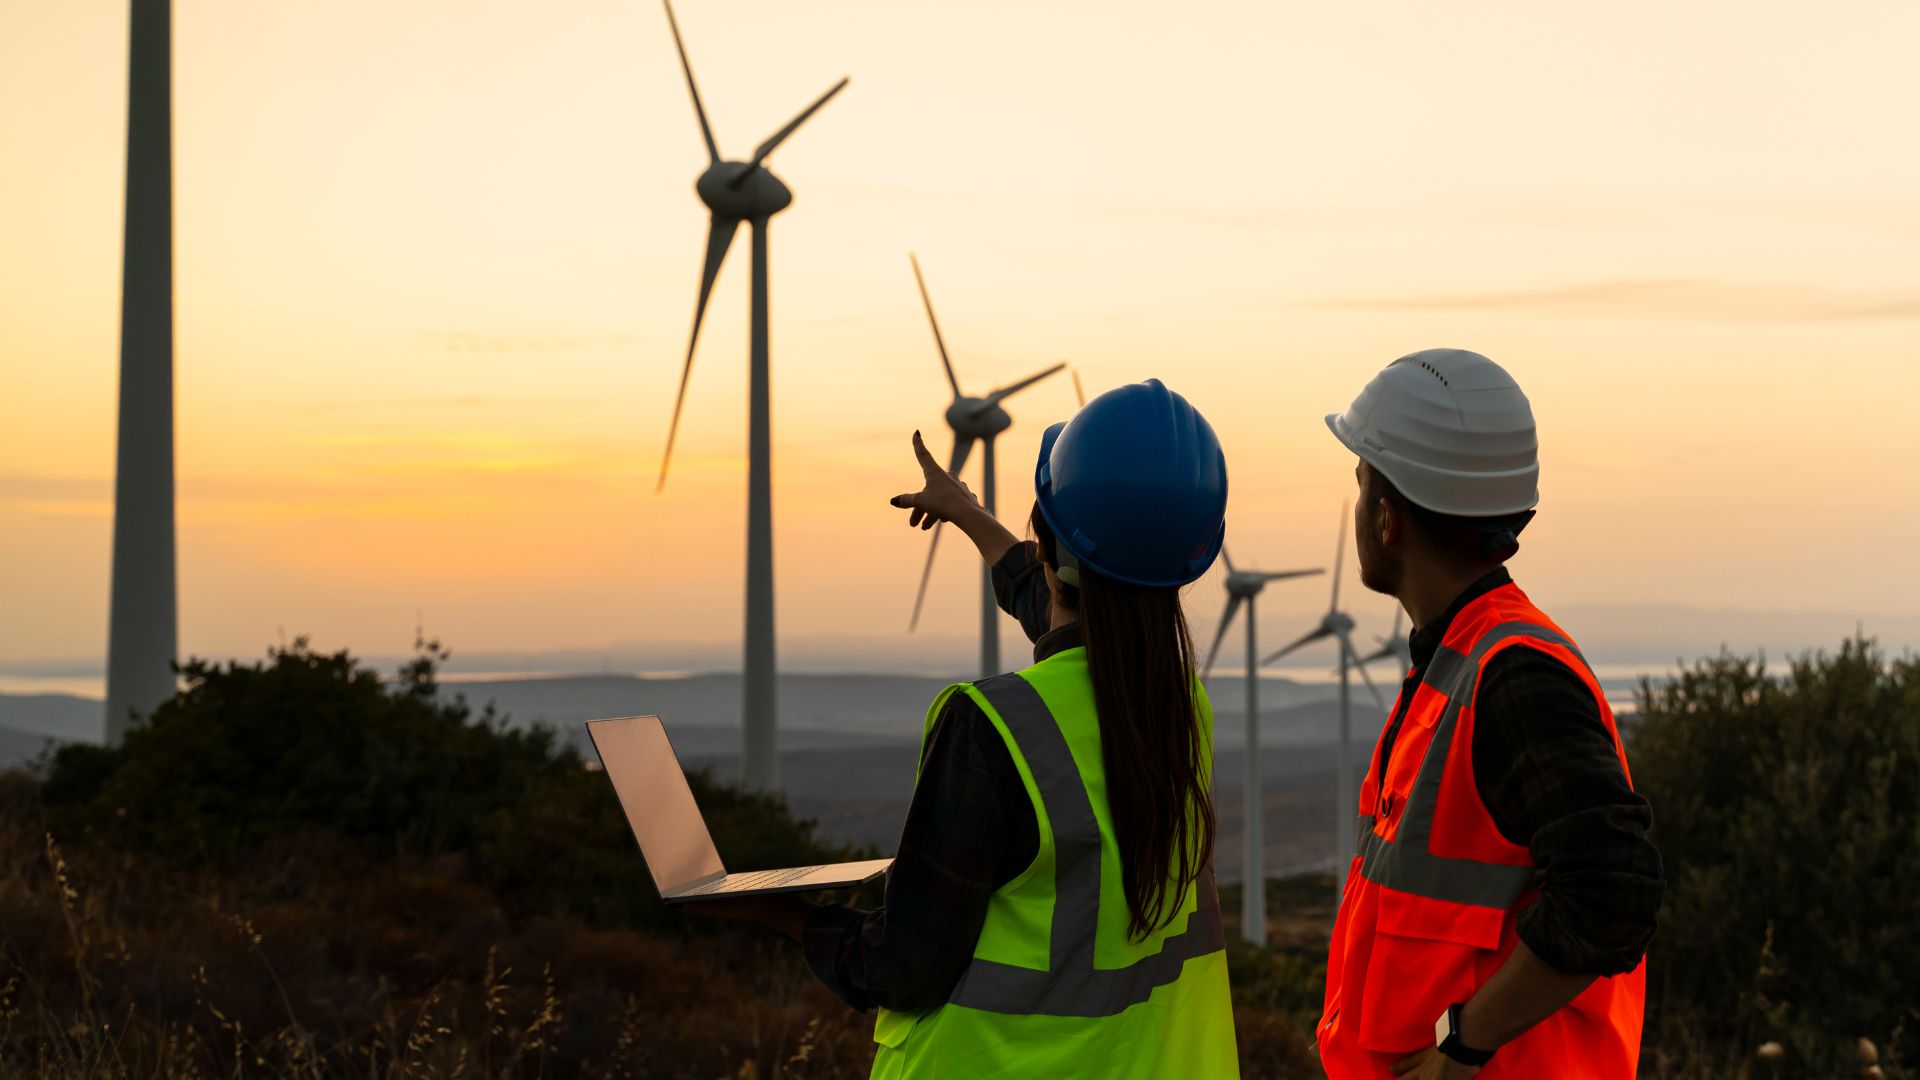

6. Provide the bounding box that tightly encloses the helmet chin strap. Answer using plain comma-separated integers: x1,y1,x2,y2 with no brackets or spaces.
1478,510,1536,560
1053,544,1082,588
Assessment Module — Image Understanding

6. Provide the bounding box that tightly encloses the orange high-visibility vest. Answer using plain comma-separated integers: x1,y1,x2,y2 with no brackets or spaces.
1317,583,1646,1079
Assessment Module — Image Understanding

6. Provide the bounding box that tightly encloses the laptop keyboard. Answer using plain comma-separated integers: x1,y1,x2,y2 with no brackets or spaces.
679,865,825,897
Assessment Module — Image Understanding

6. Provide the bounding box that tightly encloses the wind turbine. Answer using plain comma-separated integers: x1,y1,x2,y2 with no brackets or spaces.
1201,548,1322,946
1261,505,1371,902
1356,608,1412,698
654,0,848,791
104,0,177,745
904,254,1065,678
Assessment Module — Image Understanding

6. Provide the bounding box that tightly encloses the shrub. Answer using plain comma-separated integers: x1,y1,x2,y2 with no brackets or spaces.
1631,636,1920,1076
39,638,851,933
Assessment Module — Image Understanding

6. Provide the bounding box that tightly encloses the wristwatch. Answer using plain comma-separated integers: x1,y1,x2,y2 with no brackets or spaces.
1434,1002,1497,1068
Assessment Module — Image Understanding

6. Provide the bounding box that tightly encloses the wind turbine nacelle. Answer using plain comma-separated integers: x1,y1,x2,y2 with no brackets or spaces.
947,397,1013,438
697,162,793,219
1226,571,1270,596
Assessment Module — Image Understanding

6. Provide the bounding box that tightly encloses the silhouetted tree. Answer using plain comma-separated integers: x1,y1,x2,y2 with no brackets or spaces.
41,638,849,932
1631,636,1920,1074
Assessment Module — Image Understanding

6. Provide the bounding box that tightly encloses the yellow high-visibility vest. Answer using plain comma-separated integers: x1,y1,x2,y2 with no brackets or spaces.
871,646,1240,1079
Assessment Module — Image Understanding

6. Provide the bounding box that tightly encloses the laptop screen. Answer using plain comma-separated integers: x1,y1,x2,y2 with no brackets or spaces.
586,716,725,895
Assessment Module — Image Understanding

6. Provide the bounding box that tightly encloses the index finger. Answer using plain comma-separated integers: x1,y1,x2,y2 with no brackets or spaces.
912,429,942,477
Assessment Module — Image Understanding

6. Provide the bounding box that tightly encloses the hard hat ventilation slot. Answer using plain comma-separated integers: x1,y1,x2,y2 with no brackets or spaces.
1416,360,1451,388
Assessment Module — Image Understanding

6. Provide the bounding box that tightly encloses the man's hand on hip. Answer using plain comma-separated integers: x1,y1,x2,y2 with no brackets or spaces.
1390,1048,1479,1080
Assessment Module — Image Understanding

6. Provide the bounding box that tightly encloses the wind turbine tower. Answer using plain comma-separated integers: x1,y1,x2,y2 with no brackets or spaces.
904,255,1064,678
1202,548,1322,946
1262,506,1378,903
654,0,848,790
104,0,178,745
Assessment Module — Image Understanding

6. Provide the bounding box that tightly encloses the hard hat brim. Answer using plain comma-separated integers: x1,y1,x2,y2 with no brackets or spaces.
1324,412,1359,457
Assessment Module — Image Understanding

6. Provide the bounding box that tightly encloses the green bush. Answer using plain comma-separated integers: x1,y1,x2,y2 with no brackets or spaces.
1630,636,1920,1075
40,638,852,932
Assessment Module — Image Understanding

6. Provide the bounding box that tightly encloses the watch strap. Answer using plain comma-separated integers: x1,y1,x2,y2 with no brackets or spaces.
1436,1003,1497,1067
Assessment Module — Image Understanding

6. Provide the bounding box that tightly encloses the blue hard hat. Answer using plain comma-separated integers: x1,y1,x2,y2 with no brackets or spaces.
1033,379,1227,589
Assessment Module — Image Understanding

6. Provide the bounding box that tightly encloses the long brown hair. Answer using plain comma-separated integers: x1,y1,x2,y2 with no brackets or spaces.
1032,506,1216,940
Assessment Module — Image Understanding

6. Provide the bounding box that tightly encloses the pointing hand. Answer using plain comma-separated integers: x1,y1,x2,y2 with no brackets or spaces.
890,430,982,530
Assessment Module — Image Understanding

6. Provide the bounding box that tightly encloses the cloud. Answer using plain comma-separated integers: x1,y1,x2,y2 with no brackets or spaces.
290,395,595,416
1722,200,1920,240
0,474,107,501
443,333,636,353
1304,278,1920,322
1829,299,1920,320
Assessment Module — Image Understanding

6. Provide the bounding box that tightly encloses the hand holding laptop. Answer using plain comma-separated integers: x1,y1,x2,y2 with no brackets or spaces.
680,893,812,941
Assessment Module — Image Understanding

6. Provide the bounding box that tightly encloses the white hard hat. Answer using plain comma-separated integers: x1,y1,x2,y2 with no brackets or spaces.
1325,348,1539,518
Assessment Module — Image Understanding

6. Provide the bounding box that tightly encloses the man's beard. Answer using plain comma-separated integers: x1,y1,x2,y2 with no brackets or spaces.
1356,509,1403,596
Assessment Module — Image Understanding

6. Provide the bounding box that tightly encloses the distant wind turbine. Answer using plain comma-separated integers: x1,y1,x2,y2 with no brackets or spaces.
1355,608,1412,698
904,254,1065,678
1261,505,1372,902
1202,547,1322,947
653,0,848,791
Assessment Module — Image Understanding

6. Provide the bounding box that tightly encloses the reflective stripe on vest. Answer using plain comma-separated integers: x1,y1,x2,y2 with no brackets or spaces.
946,672,1226,1018
1353,621,1593,910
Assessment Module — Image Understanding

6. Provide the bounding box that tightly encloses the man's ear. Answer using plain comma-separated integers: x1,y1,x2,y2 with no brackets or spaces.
1374,494,1400,548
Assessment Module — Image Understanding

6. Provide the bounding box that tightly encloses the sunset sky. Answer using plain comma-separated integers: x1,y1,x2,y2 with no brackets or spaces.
3,0,1918,674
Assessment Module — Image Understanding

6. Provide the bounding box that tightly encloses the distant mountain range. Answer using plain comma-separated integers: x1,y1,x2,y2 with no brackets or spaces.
0,663,1662,881
0,659,1657,766
4,601,1911,692
0,692,94,757
1,597,1890,879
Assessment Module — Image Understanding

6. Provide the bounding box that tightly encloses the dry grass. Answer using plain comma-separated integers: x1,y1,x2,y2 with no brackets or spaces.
5,763,1896,1079
0,775,872,1078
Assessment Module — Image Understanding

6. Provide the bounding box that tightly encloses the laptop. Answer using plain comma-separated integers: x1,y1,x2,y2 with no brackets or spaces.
586,714,892,902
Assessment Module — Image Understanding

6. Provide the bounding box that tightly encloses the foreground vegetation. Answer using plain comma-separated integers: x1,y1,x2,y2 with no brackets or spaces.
1632,636,1919,1078
0,635,1911,1076
9,639,882,1077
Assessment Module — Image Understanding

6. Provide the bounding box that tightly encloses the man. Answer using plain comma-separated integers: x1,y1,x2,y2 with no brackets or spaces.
1315,349,1663,1079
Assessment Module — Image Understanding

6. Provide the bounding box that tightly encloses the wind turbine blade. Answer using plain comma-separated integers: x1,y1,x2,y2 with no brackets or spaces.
1221,545,1237,575
661,0,719,164
974,362,1067,415
1072,368,1086,407
1202,596,1243,680
1346,633,1387,711
1330,503,1349,612
657,216,740,491
948,434,976,476
1262,568,1324,582
735,76,849,183
910,254,961,398
1356,643,1396,665
908,523,943,632
1261,625,1332,667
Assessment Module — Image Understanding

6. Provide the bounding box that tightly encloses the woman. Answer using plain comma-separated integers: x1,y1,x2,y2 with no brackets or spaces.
695,380,1239,1078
